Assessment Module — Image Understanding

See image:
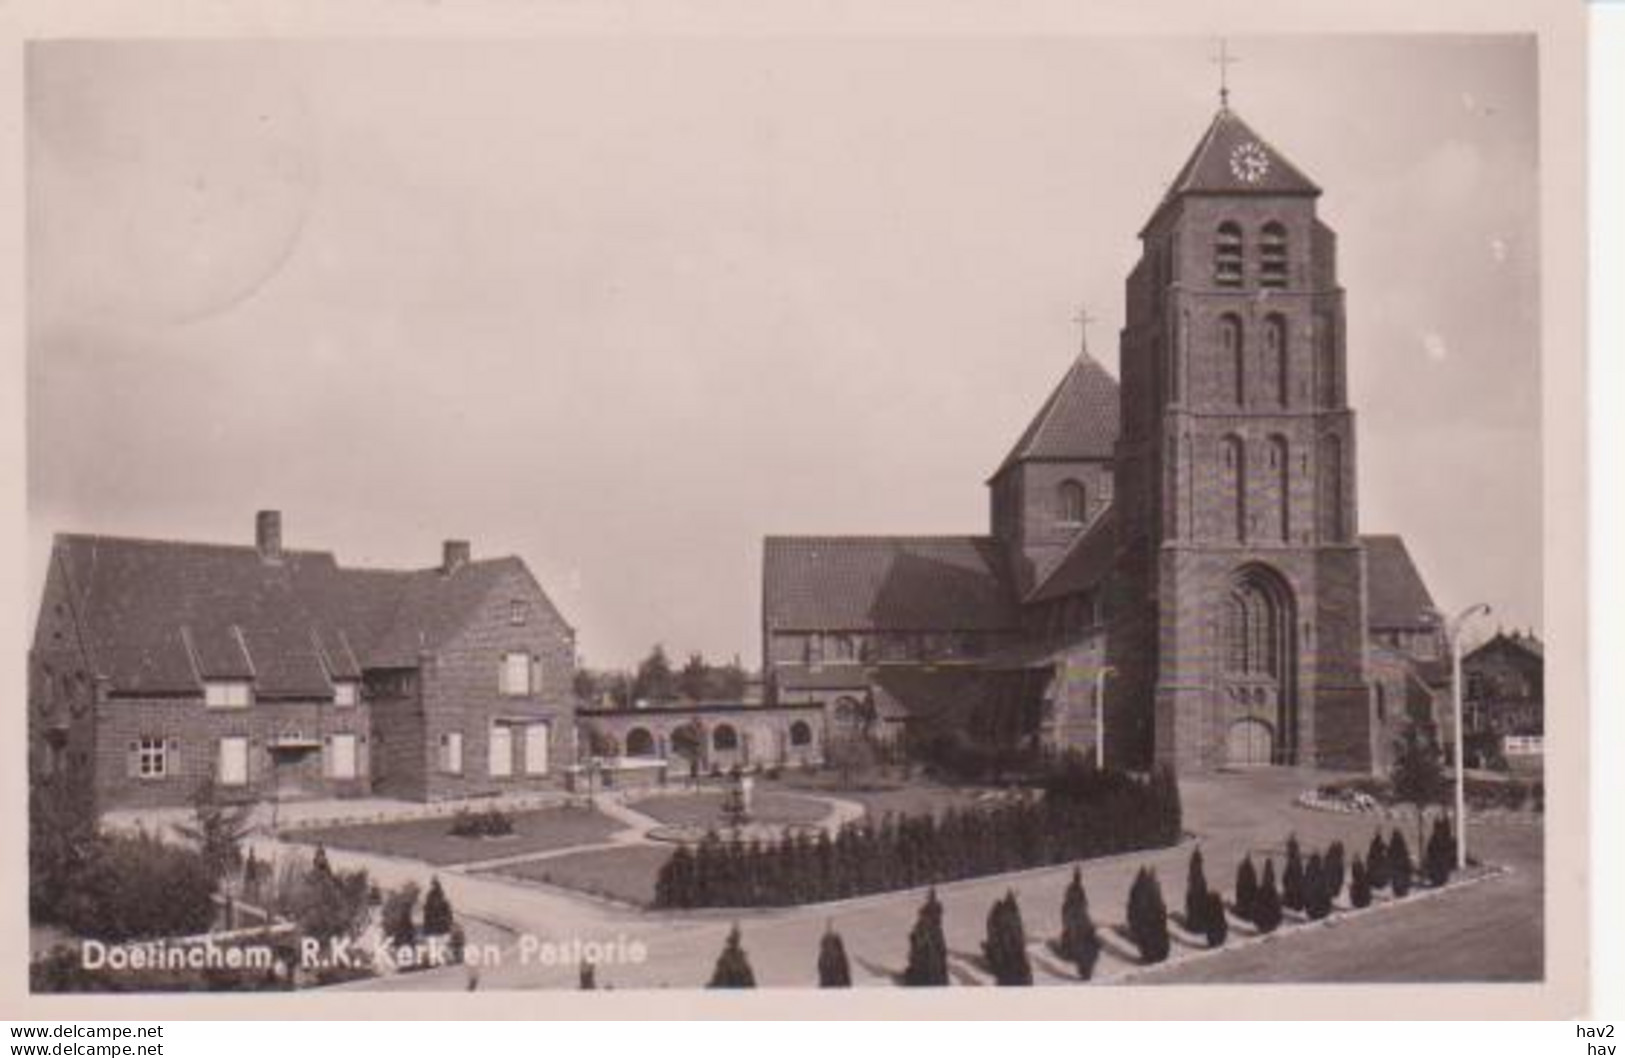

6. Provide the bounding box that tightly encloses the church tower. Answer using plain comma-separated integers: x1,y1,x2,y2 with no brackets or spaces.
1113,102,1373,771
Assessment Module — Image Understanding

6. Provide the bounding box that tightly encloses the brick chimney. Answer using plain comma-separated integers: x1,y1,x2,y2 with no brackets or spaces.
442,539,471,575
256,510,283,562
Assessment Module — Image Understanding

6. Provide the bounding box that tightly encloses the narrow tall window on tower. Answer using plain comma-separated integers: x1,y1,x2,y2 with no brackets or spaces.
1259,222,1289,288
1057,480,1087,526
1222,435,1247,541
1220,314,1245,405
1214,222,1244,287
1264,314,1289,406
1268,435,1291,542
1315,313,1340,406
1318,432,1345,541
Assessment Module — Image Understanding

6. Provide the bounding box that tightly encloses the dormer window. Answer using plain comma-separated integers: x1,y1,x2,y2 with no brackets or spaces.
1214,222,1244,287
204,680,252,709
1259,222,1289,288
1057,480,1088,525
333,680,359,707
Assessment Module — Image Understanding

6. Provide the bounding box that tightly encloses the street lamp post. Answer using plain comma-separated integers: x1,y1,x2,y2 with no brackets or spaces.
1094,665,1117,770
1430,602,1491,872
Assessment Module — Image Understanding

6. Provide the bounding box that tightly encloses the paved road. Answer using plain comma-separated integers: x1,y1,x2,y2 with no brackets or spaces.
307,769,1541,990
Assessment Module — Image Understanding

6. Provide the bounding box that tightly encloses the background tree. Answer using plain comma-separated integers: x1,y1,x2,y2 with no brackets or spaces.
1367,831,1391,891
173,777,254,886
29,773,99,926
1282,835,1305,912
1391,720,1449,856
903,889,950,986
678,652,711,702
422,877,454,936
633,644,678,705
818,924,852,987
1254,859,1284,934
1388,829,1414,897
1057,867,1102,980
707,924,757,988
981,891,1033,986
1349,855,1373,908
380,882,420,951
825,732,880,790
1234,854,1259,924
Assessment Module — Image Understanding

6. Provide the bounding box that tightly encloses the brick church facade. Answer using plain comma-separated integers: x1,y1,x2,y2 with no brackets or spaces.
763,103,1449,774
28,512,578,809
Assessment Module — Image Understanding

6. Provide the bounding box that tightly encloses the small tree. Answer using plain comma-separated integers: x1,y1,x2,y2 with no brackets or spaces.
1325,840,1347,902
1366,830,1391,891
1391,720,1449,856
708,924,757,988
380,882,420,951
1202,889,1229,948
817,924,852,988
1304,853,1332,920
173,777,255,886
1349,855,1372,909
579,959,597,990
1057,867,1102,980
902,889,950,986
1282,835,1305,912
1234,854,1260,924
1126,868,1171,964
1424,814,1456,887
311,845,332,878
1388,829,1414,898
1184,847,1210,934
422,877,454,936
981,891,1032,986
1254,859,1284,934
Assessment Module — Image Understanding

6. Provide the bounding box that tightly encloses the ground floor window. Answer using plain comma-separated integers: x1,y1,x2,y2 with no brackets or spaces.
489,724,514,777
525,723,550,775
440,731,464,774
133,737,169,779
789,720,813,747
218,736,249,786
328,734,358,780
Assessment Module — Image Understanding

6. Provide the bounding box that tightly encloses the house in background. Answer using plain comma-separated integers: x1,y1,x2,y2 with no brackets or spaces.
28,511,577,810
1462,630,1545,770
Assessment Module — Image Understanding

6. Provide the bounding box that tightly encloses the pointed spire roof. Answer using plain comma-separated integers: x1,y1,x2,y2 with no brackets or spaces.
1147,107,1319,228
991,353,1120,480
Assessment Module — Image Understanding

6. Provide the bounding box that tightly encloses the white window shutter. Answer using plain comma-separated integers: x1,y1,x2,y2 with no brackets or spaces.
166,738,181,777
126,740,140,778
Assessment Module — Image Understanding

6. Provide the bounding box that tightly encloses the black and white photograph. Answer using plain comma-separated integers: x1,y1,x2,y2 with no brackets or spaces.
6,10,1594,1025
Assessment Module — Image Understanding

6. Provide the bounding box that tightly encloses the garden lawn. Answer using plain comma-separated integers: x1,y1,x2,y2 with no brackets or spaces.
634,790,830,829
488,845,673,907
767,772,992,820
289,806,623,866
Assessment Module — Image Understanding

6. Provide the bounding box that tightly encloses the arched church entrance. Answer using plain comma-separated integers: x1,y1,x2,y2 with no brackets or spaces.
1220,563,1298,765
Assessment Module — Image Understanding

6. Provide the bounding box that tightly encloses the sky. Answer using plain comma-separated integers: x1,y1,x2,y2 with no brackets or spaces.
26,36,1541,669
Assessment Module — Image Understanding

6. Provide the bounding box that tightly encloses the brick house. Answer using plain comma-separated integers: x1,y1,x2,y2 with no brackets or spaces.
762,103,1450,775
1462,631,1544,739
28,511,577,810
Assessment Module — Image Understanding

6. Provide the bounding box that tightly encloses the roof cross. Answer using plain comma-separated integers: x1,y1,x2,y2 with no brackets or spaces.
1072,304,1096,357
1212,38,1240,109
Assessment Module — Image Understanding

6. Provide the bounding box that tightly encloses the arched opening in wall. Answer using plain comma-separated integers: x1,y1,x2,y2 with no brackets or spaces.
1174,309,1190,403
711,724,739,752
1318,432,1345,542
1057,479,1087,526
789,720,813,747
625,727,656,758
1268,434,1291,542
1259,222,1289,289
1219,314,1245,405
1220,563,1299,764
1221,434,1247,542
1214,222,1244,287
1264,314,1289,406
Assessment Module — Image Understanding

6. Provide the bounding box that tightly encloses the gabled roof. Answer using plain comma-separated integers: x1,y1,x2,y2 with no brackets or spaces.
1026,506,1119,603
46,532,541,696
1465,631,1545,666
991,353,1120,479
1362,534,1438,629
763,536,1019,633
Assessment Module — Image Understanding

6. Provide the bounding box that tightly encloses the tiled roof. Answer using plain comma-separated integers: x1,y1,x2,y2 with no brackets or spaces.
992,354,1120,478
1156,107,1320,209
1465,631,1545,666
762,536,1020,633
773,666,875,692
1362,534,1438,629
1026,506,1119,603
47,533,532,696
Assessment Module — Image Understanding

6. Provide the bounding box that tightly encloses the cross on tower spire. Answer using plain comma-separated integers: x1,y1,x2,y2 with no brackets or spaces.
1072,304,1096,358
1212,38,1239,109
